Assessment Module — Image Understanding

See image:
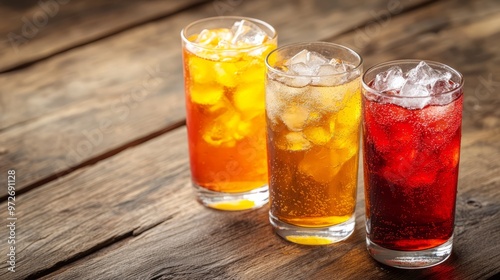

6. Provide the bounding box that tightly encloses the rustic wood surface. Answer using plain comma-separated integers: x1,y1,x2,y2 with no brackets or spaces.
0,0,209,72
0,0,499,279
0,0,432,196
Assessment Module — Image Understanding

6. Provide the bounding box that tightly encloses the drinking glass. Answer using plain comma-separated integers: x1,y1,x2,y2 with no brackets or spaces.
181,17,277,210
362,60,463,268
265,42,362,244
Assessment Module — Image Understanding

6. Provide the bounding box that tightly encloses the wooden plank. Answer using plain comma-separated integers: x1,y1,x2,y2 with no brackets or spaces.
0,127,191,279
0,0,432,195
34,127,500,280
0,0,209,72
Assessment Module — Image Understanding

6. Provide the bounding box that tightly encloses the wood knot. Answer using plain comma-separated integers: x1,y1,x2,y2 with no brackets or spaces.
466,199,482,208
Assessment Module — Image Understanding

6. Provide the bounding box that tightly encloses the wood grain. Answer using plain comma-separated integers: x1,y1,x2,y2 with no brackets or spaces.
0,127,191,279
0,0,209,72
0,0,432,196
0,0,498,278
33,127,500,280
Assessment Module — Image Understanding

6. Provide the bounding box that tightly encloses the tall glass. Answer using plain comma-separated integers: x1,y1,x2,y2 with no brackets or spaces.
265,42,362,245
362,60,463,268
181,17,277,211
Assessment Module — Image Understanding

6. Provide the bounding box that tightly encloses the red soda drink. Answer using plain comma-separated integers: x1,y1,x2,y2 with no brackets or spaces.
362,60,463,268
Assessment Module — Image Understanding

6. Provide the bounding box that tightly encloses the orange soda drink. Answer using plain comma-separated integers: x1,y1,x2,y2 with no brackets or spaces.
181,17,277,210
265,42,362,244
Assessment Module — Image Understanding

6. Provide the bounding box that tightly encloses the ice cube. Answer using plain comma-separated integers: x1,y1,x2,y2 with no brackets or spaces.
284,132,312,151
400,81,431,97
277,75,311,88
188,55,213,84
281,104,309,131
286,50,328,73
289,62,317,76
233,84,265,116
431,82,458,106
329,58,348,73
396,95,431,109
317,64,339,76
195,29,217,45
216,40,231,49
280,50,331,86
189,83,224,105
432,78,454,94
195,28,233,46
214,61,238,87
372,61,457,109
312,64,347,86
308,86,345,112
286,50,308,65
266,77,309,125
285,49,328,66
188,28,236,60
405,61,439,86
202,111,242,147
399,61,451,109
400,61,453,96
330,146,357,168
303,126,332,145
231,20,268,46
429,72,457,105
306,51,329,67
373,66,405,92
398,62,444,109
298,147,336,182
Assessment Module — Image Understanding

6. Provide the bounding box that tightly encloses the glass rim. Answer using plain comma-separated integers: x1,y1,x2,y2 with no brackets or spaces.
180,16,277,52
265,41,363,78
362,59,464,99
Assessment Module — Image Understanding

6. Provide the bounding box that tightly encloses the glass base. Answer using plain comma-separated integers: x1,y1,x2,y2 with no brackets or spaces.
366,235,453,269
194,184,268,211
269,213,355,245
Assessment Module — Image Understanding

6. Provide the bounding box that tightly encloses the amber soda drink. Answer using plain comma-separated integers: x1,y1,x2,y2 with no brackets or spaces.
362,60,463,268
181,17,277,210
265,42,362,245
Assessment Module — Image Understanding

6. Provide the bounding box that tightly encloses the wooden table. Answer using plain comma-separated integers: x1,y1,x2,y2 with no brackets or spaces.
1,0,499,279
